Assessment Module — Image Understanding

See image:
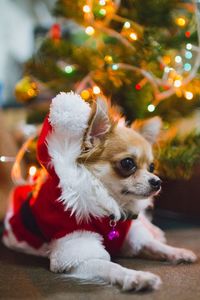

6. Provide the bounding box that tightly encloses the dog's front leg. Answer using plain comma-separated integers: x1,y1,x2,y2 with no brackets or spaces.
72,258,161,291
49,231,161,291
122,220,197,264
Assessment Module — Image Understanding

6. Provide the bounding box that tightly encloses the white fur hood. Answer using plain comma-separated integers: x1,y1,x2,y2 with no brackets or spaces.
46,92,121,222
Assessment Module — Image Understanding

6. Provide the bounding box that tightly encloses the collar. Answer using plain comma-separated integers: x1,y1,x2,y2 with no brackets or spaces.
109,211,138,222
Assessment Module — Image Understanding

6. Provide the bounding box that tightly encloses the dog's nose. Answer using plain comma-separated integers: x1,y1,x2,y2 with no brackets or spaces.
149,178,161,191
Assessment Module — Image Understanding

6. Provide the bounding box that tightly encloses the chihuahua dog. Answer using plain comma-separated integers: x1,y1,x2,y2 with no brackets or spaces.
3,92,197,292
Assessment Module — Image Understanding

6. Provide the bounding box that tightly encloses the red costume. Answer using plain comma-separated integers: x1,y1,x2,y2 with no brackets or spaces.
4,97,132,257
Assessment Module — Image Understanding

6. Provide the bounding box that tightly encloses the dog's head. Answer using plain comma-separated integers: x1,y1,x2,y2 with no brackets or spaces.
79,98,162,213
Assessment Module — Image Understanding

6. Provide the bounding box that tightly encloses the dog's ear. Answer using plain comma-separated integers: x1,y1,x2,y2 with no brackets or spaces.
83,97,112,149
132,117,162,144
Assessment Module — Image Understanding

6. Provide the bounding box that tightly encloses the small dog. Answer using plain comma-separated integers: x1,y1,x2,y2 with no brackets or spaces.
3,92,197,292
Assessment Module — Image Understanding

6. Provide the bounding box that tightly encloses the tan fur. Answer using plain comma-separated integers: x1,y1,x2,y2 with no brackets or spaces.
78,101,159,213
80,125,153,176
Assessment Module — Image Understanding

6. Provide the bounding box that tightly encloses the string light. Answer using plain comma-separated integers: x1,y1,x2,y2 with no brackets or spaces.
147,104,155,112
186,43,192,50
176,17,186,27
185,51,192,59
124,21,131,29
29,166,37,177
175,56,182,63
85,26,95,35
129,32,138,41
184,63,192,71
83,5,91,13
112,64,119,70
99,0,106,5
184,91,193,100
174,79,182,88
0,156,15,162
64,65,74,74
93,86,101,94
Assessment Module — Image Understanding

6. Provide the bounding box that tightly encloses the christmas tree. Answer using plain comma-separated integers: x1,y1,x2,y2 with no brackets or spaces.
15,0,200,179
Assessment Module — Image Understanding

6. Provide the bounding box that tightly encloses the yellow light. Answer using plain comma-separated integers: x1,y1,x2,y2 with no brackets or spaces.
85,26,95,35
124,21,131,29
147,104,155,112
93,86,101,94
176,17,186,27
174,79,182,88
81,89,90,100
129,32,138,41
185,91,193,100
104,55,113,64
29,166,37,177
83,5,91,13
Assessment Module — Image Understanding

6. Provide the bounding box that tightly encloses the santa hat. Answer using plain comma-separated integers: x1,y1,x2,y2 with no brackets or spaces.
49,91,91,137
37,91,91,175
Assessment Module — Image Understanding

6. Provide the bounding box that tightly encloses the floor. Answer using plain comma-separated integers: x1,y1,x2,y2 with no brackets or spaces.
0,227,200,300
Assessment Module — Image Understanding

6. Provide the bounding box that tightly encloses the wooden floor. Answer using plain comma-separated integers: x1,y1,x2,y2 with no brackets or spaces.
0,227,200,300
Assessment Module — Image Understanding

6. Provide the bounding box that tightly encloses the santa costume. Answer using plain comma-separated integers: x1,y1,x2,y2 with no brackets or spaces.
2,92,132,257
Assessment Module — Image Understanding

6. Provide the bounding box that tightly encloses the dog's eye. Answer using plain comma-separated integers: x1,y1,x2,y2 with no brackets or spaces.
149,163,155,173
121,158,136,171
116,158,137,177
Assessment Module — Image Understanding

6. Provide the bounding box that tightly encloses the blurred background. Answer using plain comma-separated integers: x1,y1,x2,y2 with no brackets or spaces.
0,0,200,224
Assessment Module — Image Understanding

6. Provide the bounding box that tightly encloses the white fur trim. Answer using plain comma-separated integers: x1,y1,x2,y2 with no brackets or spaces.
47,91,121,222
49,91,91,135
49,231,110,272
2,206,48,257
47,133,121,221
47,130,121,222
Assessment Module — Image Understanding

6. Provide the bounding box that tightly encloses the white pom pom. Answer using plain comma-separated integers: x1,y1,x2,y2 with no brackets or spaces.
49,91,91,135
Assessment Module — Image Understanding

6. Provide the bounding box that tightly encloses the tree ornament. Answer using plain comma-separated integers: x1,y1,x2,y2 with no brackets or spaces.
15,76,38,103
81,89,90,100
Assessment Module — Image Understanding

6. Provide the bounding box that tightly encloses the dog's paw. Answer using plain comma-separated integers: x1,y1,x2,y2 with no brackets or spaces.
121,271,162,292
167,248,197,264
